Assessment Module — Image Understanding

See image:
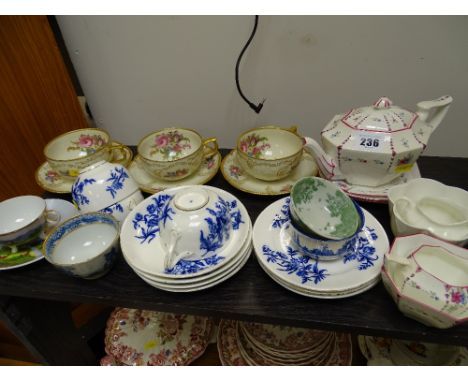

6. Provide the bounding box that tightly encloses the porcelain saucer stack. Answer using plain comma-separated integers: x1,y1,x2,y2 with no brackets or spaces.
217,320,352,366
253,197,389,298
120,185,252,292
103,308,214,365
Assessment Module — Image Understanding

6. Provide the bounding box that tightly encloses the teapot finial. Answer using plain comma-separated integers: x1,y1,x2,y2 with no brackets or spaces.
373,97,393,109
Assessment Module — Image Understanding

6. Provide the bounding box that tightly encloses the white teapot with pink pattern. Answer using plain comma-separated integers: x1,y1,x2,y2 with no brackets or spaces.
303,96,453,187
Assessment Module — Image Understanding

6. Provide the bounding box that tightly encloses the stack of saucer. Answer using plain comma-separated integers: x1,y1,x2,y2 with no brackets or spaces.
120,185,252,292
253,197,388,298
359,335,468,366
103,308,214,365
217,320,352,366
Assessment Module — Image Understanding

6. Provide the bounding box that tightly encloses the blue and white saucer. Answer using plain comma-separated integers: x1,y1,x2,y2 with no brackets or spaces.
120,185,252,281
253,197,388,298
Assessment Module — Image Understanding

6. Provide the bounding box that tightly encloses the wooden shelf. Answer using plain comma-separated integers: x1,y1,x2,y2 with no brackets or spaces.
0,151,467,364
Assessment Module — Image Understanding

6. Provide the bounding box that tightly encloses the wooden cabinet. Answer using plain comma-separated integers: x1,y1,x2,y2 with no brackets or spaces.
0,16,87,200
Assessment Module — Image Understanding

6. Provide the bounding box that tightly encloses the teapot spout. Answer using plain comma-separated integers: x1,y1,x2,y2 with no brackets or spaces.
416,95,453,135
303,137,344,181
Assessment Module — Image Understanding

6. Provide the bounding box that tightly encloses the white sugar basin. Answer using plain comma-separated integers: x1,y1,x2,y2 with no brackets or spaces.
52,224,117,265
414,246,468,286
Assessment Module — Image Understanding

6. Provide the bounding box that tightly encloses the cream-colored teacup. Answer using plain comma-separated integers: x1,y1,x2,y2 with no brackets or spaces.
236,126,303,181
137,128,218,181
44,128,130,179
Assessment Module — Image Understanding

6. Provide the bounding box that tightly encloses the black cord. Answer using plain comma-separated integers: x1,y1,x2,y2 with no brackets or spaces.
235,15,266,114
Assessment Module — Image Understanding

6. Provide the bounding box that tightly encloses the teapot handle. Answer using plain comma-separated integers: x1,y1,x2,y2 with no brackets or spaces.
416,95,453,130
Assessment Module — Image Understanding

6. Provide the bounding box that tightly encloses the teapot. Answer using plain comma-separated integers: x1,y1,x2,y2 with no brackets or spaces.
303,95,453,187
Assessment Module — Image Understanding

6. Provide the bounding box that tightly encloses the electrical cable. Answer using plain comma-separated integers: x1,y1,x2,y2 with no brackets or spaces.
235,15,266,114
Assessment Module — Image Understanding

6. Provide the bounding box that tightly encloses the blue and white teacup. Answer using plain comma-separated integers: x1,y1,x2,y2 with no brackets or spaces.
289,201,365,261
43,212,120,279
72,160,139,214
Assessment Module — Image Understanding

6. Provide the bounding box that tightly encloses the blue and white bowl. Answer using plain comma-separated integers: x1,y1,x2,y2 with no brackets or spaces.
42,213,120,279
72,160,139,213
100,189,144,223
289,200,365,261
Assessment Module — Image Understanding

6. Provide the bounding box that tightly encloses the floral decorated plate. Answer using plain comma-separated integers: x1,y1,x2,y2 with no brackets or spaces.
358,335,468,366
333,164,421,203
217,320,248,366
35,141,133,194
131,220,251,285
128,149,221,194
253,197,388,296
135,243,252,293
104,308,213,366
220,149,318,196
0,199,78,271
120,185,251,279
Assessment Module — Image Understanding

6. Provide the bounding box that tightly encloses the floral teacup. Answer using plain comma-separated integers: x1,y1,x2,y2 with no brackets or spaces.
44,128,129,179
236,126,303,181
137,128,218,181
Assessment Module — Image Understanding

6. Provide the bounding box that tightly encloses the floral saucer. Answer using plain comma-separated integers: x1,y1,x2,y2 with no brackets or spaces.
253,197,388,298
0,199,77,271
332,163,421,203
358,335,468,366
120,186,251,279
104,308,213,366
220,149,318,196
35,141,133,194
128,149,221,194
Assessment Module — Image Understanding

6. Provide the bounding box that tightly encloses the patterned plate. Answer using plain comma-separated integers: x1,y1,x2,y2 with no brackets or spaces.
134,242,252,292
120,185,251,279
220,149,318,196
358,335,468,366
217,320,248,366
253,197,388,295
332,163,421,203
104,308,213,366
35,141,133,194
128,149,221,194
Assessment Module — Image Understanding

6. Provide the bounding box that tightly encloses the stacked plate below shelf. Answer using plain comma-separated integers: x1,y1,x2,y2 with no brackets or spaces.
120,186,252,292
103,308,215,366
358,335,468,366
253,197,388,298
217,320,352,366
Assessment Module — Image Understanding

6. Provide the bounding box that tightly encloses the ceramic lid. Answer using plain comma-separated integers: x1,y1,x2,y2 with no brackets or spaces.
341,97,418,133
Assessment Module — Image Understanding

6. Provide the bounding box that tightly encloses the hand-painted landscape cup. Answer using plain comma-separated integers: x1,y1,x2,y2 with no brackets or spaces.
137,128,218,181
44,128,128,179
42,213,120,279
236,126,303,181
0,195,59,247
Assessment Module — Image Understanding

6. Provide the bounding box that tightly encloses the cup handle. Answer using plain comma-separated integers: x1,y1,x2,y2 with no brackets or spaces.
108,143,132,167
202,137,218,157
45,209,61,225
286,125,298,134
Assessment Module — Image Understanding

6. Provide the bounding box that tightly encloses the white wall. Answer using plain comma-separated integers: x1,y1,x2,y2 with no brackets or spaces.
57,15,468,157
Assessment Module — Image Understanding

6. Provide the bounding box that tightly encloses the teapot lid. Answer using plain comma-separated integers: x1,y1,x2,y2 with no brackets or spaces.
341,97,418,133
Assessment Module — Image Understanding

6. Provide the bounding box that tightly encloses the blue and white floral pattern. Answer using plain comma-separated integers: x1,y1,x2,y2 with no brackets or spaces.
261,226,379,285
199,196,244,256
72,177,96,206
102,203,124,215
132,194,174,244
272,198,291,229
164,253,225,275
105,167,129,199
262,245,329,284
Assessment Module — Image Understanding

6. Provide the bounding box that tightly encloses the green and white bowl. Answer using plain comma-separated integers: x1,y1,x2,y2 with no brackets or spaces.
290,177,360,240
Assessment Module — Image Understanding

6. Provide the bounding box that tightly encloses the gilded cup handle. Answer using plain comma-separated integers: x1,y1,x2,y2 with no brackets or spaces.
202,137,218,157
108,143,133,167
286,125,298,134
